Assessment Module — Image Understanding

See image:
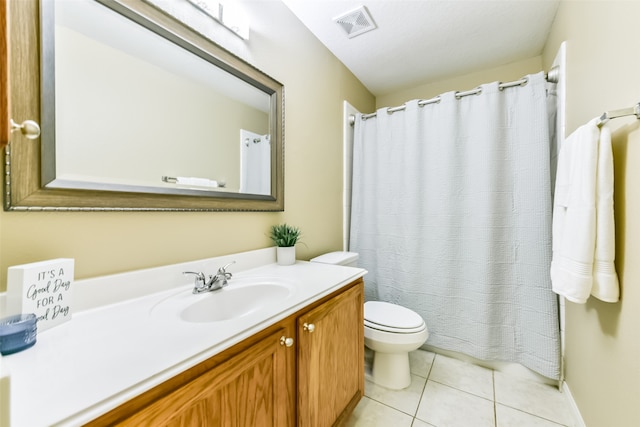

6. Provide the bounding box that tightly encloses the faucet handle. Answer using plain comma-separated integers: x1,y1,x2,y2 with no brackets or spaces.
184,271,212,294
183,271,206,283
218,261,236,276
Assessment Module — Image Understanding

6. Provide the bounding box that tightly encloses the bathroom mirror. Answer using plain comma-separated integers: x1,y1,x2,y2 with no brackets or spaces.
5,0,284,211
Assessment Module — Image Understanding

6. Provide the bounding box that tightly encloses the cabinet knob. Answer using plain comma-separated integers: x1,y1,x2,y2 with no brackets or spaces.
303,323,315,333
10,119,41,140
279,336,294,347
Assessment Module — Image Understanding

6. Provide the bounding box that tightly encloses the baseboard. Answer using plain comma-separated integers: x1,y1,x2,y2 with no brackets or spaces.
562,381,587,427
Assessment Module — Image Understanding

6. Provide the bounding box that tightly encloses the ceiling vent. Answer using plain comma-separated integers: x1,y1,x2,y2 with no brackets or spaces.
333,6,377,39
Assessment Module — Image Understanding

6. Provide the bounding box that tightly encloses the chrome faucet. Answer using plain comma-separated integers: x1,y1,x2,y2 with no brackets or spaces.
183,261,236,294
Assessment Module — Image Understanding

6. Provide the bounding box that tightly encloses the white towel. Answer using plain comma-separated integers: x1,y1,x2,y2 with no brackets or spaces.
175,177,218,188
550,118,619,303
591,125,619,302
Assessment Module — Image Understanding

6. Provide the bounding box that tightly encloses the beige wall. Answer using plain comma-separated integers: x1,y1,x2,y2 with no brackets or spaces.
542,2,640,426
0,1,375,287
376,56,543,109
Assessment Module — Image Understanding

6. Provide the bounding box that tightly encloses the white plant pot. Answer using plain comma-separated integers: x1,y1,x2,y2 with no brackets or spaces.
276,246,296,266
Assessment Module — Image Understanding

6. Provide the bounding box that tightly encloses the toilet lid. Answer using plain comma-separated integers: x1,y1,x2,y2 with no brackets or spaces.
364,301,425,333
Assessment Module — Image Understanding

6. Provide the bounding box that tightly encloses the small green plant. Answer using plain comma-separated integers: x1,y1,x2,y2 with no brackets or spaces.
269,223,302,247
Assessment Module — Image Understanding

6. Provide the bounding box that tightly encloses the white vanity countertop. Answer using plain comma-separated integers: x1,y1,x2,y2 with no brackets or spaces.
3,258,366,426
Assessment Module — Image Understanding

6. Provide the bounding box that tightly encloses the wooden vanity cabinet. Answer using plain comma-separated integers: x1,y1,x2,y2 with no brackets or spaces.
297,282,364,427
88,319,297,427
86,278,363,427
116,327,295,426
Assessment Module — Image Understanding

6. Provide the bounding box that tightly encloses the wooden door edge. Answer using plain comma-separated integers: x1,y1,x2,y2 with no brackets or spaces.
1,0,9,149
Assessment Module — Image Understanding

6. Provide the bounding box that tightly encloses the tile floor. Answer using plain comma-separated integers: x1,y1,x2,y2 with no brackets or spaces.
347,350,576,427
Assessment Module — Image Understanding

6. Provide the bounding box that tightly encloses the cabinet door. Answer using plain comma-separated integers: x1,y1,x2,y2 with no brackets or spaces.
118,328,295,427
298,281,364,427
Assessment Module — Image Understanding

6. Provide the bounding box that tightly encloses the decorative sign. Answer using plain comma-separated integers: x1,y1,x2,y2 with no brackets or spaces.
7,259,74,332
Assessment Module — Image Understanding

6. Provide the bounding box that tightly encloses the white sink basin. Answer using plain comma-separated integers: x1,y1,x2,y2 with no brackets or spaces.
150,279,296,323
181,283,291,323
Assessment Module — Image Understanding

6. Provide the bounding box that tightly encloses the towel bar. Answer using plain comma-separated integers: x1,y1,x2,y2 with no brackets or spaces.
596,102,640,127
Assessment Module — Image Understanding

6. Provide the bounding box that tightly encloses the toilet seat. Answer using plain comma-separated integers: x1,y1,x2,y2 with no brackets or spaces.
365,319,426,334
364,301,426,334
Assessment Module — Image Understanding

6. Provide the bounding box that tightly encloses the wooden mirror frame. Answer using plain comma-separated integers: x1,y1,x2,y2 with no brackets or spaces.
4,0,285,211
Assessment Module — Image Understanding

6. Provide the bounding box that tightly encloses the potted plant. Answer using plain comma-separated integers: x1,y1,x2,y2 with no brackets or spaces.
270,223,301,265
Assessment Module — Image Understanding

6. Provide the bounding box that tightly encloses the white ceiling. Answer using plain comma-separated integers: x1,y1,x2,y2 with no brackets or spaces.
282,0,560,96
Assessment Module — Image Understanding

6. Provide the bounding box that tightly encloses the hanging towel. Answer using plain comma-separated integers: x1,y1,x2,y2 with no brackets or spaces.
591,125,620,302
175,177,219,188
550,118,619,303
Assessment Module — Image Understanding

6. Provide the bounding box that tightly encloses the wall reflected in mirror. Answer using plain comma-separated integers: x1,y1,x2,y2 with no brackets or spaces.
46,0,272,196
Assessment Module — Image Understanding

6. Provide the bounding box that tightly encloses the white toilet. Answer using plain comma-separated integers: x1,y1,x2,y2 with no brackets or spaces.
364,301,428,389
310,251,429,390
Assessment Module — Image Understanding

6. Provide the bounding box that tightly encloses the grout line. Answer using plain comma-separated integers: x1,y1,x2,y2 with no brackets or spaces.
411,353,438,425
412,372,430,418
363,395,418,419
426,353,436,378
425,375,495,402
496,403,570,427
410,353,436,380
425,378,495,402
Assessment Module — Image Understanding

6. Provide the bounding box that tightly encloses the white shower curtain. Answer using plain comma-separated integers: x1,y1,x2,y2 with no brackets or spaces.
350,72,560,379
240,129,271,195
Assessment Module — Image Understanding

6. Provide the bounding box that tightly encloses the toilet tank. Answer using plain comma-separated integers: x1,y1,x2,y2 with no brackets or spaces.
310,251,359,267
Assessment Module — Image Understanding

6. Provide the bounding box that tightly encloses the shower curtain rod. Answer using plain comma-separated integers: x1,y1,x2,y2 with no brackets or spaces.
349,66,560,126
596,102,640,127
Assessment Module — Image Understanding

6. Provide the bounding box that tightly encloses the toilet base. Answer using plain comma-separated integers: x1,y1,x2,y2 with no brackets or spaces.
371,351,411,390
